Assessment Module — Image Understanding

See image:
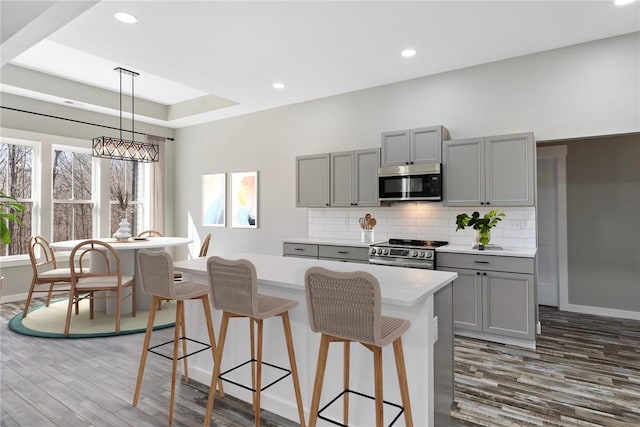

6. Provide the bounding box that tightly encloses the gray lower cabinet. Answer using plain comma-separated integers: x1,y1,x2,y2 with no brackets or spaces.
381,125,449,167
296,153,330,207
318,244,370,263
283,242,369,264
283,242,319,258
443,132,535,206
438,252,536,341
297,149,379,208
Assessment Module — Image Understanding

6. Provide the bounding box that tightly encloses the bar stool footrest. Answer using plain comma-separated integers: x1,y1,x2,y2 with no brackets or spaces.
218,358,291,392
317,389,405,427
148,337,211,361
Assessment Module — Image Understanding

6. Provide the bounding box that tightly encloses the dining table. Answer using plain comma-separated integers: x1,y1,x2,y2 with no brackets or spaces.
50,236,193,313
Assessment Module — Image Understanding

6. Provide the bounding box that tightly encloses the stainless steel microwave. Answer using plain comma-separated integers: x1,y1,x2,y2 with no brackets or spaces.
378,163,442,202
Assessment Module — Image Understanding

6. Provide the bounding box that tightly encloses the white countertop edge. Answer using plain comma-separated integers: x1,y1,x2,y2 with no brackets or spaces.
174,253,457,307
437,244,537,257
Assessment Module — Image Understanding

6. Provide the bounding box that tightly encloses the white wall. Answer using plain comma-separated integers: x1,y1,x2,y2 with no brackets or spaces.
173,33,639,258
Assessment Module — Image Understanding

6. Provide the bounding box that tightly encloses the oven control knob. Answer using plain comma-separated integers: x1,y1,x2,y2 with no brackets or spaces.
370,248,377,255
411,250,418,257
382,249,389,255
418,251,425,258
425,252,433,259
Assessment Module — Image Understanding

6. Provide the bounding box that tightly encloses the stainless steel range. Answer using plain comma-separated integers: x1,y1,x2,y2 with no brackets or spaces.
369,239,448,269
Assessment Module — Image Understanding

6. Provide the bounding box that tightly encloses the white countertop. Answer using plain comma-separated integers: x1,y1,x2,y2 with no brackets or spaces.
283,237,382,248
174,252,457,307
437,244,537,258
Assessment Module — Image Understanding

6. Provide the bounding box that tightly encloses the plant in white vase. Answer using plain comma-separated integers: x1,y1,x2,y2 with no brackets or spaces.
455,210,505,247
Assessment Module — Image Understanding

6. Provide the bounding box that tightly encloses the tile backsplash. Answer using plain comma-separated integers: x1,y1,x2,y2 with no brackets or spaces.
308,203,536,248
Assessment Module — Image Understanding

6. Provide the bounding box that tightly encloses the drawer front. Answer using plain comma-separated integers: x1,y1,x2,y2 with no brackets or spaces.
437,253,534,274
318,245,370,262
283,242,319,258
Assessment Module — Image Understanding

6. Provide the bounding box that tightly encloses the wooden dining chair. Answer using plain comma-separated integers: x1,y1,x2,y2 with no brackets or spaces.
137,230,163,238
24,236,74,318
64,239,136,335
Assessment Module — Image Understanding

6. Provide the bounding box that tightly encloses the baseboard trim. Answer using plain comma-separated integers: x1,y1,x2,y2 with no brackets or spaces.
455,329,536,349
561,303,640,321
1,292,30,304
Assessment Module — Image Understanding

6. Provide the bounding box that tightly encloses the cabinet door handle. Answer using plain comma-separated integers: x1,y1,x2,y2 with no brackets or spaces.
483,272,487,276
486,202,491,205
473,260,490,264
476,271,481,275
294,248,305,251
337,251,349,254
480,201,485,205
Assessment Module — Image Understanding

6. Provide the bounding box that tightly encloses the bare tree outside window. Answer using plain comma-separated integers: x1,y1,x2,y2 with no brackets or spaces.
0,142,33,255
52,149,93,242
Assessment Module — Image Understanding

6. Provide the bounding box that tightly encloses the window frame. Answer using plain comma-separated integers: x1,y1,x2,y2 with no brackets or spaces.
0,137,40,259
51,144,99,242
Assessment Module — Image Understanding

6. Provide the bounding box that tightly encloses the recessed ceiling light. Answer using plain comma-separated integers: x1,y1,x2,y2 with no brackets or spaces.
114,12,138,24
401,49,416,58
273,82,285,89
614,0,637,5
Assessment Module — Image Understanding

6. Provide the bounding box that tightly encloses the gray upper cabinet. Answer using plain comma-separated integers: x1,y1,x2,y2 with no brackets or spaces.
381,125,449,167
444,132,535,206
331,149,380,207
442,137,484,206
296,153,330,207
297,149,379,208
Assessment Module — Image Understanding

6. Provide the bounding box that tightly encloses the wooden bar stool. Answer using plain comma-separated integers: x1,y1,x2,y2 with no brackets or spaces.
132,250,223,424
305,267,413,427
203,256,306,427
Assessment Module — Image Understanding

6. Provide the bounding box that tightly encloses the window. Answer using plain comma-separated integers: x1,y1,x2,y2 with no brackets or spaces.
110,159,148,236
52,148,94,242
0,141,35,256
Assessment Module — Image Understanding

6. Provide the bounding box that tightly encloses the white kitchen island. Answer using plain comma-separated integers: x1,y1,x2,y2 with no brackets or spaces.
174,253,457,427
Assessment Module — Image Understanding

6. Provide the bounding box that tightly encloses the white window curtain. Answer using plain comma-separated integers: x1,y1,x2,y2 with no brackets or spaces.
146,134,166,233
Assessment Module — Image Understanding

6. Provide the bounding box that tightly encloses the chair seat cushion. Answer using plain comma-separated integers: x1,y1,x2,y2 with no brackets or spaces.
76,275,134,290
38,267,72,280
254,294,298,319
172,281,209,300
379,316,411,347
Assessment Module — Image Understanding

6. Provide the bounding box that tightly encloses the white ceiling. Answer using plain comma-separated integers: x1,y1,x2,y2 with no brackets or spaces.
1,0,639,129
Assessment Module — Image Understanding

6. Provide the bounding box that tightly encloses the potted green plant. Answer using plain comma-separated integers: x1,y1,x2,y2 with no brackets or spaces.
455,210,505,247
0,191,26,245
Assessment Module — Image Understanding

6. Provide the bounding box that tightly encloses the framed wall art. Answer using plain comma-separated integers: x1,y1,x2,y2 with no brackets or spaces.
230,171,258,228
202,173,226,227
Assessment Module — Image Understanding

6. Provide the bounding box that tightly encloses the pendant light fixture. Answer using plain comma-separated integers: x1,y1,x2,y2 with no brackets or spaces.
92,67,159,162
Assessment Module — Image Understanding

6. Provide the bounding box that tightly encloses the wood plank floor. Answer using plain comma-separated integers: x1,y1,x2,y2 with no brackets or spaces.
2,300,639,426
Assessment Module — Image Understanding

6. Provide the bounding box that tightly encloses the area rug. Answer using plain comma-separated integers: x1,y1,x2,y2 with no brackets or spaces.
9,298,176,339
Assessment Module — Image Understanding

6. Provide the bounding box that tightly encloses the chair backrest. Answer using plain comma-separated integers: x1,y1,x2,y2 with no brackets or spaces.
305,267,382,346
137,250,176,298
70,240,121,280
206,256,258,316
137,230,163,238
199,233,212,257
28,235,58,274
